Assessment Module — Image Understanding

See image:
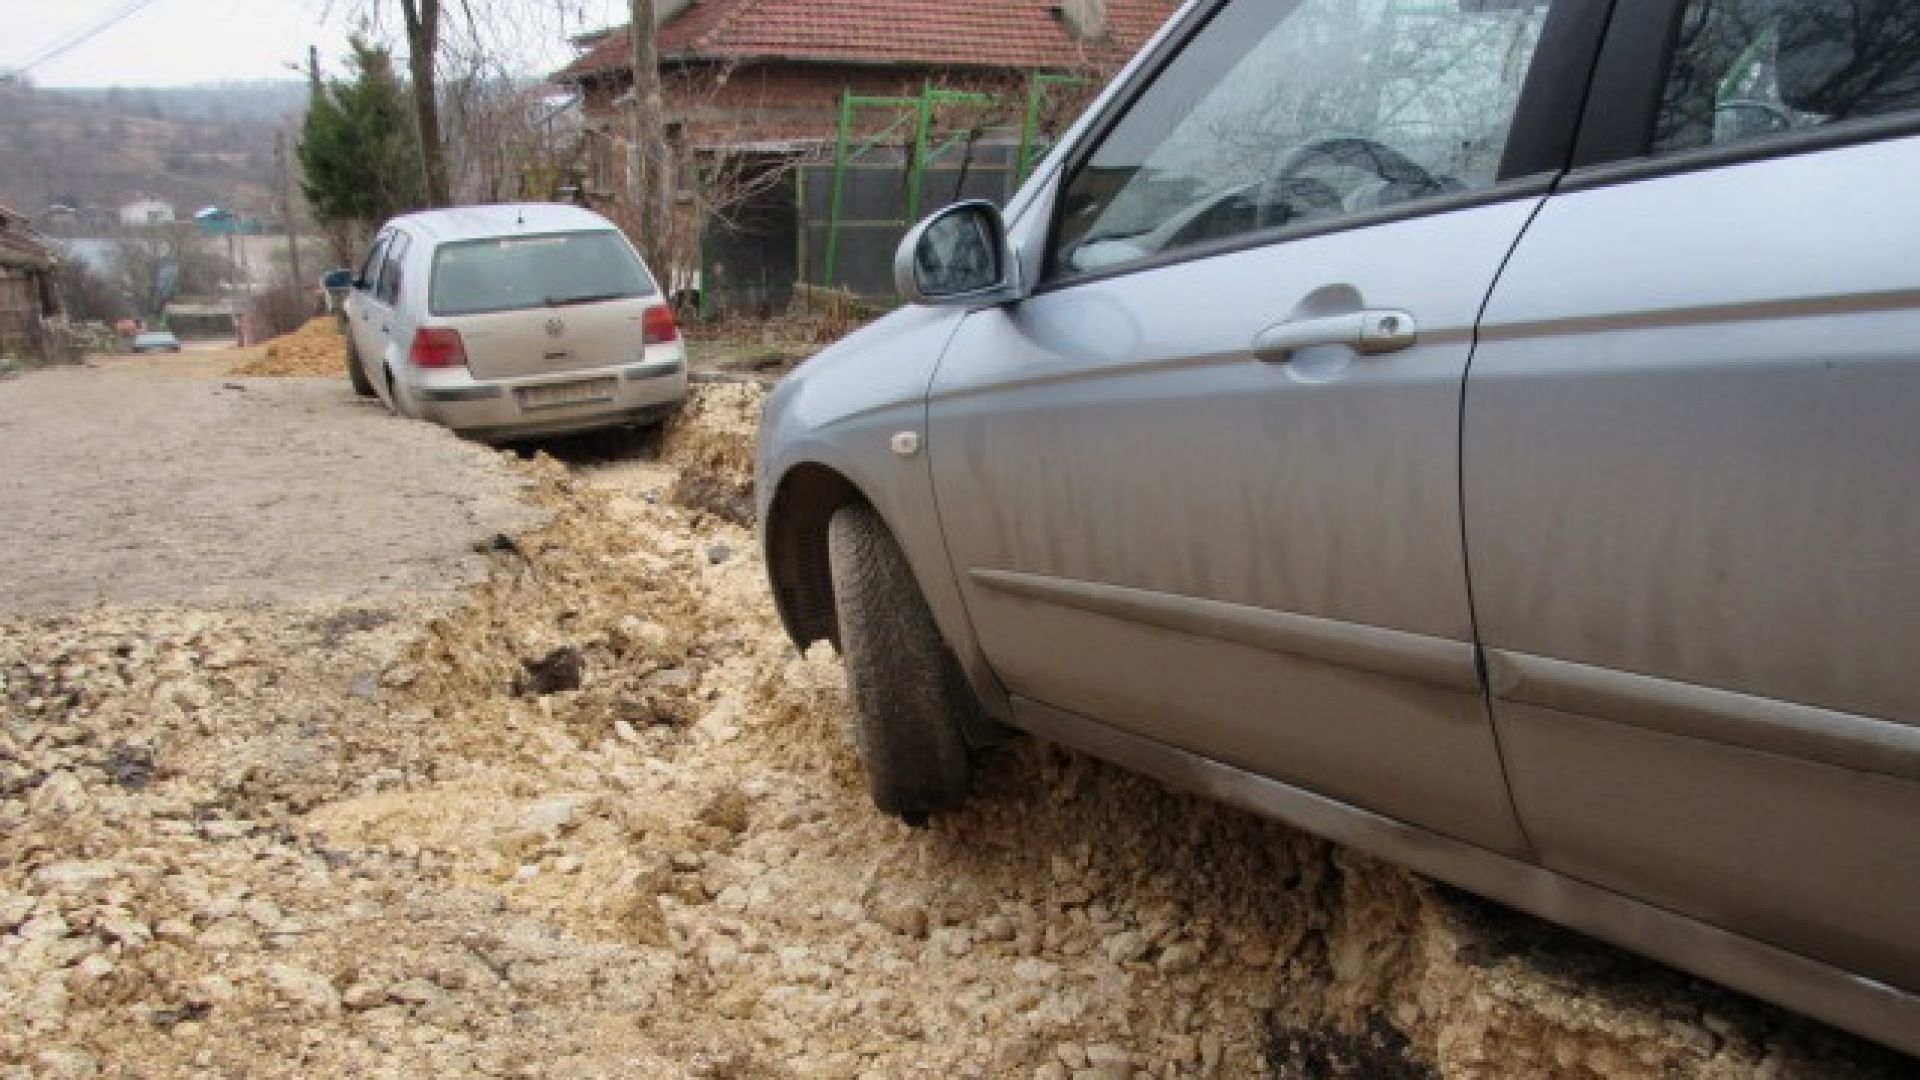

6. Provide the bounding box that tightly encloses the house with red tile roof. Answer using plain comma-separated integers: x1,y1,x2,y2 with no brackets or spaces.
551,0,1178,190
549,0,1180,310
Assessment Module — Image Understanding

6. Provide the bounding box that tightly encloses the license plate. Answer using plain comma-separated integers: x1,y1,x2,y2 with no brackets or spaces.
519,378,616,410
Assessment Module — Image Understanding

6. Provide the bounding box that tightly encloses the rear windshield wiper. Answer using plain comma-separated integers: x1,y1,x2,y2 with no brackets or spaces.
544,292,629,307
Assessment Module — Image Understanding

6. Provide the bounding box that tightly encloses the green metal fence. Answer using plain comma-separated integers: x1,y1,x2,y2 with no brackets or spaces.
810,74,1098,295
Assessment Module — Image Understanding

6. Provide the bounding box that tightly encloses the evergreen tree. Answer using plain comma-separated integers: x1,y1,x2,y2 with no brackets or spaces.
297,38,426,239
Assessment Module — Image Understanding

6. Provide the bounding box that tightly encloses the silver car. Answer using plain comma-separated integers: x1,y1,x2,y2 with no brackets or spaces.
341,204,686,441
757,0,1920,1057
130,331,181,354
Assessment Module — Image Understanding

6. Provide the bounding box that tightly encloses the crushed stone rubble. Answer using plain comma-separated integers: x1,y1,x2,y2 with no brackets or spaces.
1,382,1910,1079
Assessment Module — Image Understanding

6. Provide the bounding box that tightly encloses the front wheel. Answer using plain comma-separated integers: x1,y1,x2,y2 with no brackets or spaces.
826,503,976,824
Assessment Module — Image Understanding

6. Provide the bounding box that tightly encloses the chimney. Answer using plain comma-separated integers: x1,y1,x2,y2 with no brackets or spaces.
1056,0,1110,42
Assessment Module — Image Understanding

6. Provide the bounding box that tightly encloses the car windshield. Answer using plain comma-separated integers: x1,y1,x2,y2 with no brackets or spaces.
428,230,657,316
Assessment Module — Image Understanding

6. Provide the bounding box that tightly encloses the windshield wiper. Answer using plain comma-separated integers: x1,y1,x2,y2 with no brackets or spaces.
544,292,627,307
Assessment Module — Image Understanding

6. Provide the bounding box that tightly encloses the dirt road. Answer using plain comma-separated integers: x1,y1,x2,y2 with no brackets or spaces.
0,355,539,614
0,355,1910,1078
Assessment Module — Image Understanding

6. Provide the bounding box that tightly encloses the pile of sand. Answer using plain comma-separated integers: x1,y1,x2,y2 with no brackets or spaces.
230,317,348,378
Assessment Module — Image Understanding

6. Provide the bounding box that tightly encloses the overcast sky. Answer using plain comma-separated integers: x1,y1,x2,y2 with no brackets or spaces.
6,0,632,89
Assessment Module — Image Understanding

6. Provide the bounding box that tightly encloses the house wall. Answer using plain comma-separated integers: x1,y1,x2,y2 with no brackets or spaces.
579,62,1029,147
0,270,50,356
573,59,1035,312
118,200,177,227
0,274,40,332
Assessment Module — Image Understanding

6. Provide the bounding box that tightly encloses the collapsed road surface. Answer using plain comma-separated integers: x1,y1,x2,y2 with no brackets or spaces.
0,350,1911,1078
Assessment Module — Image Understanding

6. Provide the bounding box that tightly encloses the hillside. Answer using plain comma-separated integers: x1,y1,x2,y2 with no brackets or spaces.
0,81,308,225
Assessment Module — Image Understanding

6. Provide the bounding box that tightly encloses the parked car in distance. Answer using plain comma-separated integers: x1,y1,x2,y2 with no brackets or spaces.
130,331,181,354
756,0,1920,1059
337,203,686,442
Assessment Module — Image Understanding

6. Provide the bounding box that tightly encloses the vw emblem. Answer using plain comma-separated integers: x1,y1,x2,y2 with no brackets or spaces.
544,317,565,338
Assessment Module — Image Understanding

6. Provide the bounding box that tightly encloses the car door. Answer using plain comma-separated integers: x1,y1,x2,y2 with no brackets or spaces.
368,230,412,387
927,0,1605,853
1464,0,1920,989
348,231,393,381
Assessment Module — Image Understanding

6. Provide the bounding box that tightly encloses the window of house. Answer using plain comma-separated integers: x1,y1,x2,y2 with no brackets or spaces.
591,129,616,194
1048,0,1555,281
1653,0,1920,154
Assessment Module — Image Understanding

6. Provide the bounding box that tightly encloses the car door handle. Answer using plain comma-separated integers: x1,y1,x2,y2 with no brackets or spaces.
1253,309,1417,364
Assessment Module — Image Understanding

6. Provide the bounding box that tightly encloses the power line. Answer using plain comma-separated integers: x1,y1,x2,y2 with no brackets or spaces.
11,0,155,71
8,0,167,76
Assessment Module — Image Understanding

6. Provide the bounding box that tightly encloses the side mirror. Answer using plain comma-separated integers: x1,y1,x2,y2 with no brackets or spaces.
894,200,1023,308
321,268,354,291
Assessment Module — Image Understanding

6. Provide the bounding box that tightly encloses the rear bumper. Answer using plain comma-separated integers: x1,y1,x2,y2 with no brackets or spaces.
406,357,687,442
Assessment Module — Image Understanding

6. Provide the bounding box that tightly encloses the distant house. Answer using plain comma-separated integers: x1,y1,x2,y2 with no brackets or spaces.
0,202,62,359
118,197,176,227
550,0,1178,308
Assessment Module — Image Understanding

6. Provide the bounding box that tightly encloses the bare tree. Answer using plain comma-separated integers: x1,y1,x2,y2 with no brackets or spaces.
440,57,583,205
397,0,452,207
107,226,236,318
627,0,670,269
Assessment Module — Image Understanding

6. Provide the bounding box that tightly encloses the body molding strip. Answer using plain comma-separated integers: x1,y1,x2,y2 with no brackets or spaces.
970,567,1480,693
1488,650,1920,783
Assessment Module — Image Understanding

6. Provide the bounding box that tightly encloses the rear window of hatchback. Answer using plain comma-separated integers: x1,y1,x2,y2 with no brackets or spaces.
428,230,658,316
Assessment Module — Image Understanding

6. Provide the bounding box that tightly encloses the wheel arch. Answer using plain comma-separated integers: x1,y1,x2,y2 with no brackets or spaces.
763,455,1016,745
763,461,868,651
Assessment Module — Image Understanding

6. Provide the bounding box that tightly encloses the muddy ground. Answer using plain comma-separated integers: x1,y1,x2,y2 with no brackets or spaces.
0,353,1911,1079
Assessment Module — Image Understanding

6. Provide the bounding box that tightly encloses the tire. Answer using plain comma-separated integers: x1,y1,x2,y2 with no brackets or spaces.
384,367,413,419
345,337,375,397
826,503,976,824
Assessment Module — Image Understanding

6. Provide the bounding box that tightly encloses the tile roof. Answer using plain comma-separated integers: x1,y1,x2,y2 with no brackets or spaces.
0,231,55,272
0,202,55,272
554,0,1182,81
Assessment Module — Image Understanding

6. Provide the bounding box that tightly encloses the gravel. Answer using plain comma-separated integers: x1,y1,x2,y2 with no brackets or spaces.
0,375,1911,1078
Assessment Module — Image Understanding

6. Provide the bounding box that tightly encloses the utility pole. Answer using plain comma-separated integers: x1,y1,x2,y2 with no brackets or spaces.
276,132,303,313
225,222,240,342
307,45,321,96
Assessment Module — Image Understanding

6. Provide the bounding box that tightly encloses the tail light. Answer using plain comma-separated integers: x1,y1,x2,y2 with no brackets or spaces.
409,327,468,368
642,304,679,346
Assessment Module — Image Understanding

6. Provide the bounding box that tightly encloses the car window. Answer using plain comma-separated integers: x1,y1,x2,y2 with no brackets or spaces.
1654,0,1920,154
357,233,390,288
375,232,410,306
428,230,658,317
1047,0,1557,281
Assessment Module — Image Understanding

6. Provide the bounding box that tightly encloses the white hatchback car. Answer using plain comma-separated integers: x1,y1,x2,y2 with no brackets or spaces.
340,203,687,441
